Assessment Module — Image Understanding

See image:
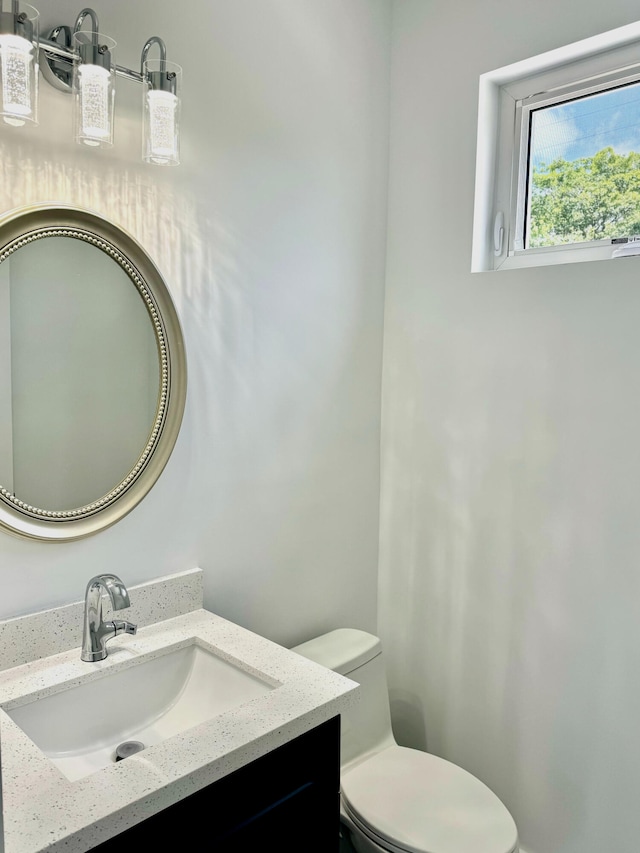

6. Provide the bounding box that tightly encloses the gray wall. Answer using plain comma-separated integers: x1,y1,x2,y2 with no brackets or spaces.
0,0,391,648
380,2,640,852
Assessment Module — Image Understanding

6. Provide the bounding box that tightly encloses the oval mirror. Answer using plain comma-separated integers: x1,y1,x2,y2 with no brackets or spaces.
0,205,186,541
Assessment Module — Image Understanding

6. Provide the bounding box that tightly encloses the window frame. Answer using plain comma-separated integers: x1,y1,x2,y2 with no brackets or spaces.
472,21,640,272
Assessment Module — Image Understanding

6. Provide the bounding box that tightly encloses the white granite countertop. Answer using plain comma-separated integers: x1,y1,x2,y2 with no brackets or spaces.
0,608,359,853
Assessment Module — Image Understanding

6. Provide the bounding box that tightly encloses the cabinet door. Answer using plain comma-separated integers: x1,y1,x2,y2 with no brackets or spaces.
91,715,341,852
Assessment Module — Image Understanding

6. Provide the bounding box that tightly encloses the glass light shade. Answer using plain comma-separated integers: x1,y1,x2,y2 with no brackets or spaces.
72,32,115,147
0,4,39,127
143,59,181,165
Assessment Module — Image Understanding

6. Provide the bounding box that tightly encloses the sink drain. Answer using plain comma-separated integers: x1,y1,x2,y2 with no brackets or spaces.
115,740,145,762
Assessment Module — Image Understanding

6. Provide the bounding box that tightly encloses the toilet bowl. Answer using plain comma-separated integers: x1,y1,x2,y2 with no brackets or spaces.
292,629,518,853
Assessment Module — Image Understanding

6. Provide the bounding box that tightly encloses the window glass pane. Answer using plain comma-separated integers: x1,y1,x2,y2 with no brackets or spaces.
528,81,640,247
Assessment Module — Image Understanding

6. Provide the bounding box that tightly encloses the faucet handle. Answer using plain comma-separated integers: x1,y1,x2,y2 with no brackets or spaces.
113,619,137,637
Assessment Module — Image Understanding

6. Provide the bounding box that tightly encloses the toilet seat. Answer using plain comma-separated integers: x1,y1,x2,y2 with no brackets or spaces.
340,746,519,853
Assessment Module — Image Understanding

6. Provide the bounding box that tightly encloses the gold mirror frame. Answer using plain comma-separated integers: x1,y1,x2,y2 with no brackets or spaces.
0,204,187,542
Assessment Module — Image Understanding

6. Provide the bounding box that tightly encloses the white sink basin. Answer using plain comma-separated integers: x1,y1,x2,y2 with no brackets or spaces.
4,640,278,781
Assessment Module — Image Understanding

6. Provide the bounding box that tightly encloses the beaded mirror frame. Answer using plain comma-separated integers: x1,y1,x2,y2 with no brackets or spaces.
0,205,187,541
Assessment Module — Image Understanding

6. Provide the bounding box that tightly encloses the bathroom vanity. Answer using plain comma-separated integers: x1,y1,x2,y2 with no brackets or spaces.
0,570,358,853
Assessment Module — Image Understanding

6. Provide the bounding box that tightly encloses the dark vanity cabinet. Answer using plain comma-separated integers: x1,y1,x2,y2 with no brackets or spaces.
91,715,341,852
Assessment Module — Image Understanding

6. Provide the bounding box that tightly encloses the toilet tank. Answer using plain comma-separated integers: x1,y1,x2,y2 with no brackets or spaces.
292,628,395,768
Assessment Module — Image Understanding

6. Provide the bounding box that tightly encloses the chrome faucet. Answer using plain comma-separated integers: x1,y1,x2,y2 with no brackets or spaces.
81,574,137,662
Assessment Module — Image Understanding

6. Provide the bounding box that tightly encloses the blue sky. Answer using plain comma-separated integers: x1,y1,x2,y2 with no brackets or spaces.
530,81,640,167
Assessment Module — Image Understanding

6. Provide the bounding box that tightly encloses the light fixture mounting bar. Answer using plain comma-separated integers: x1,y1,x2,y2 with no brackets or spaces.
40,37,143,84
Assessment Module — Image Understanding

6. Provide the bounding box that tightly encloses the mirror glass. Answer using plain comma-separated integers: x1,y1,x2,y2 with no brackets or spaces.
0,237,160,511
0,205,187,542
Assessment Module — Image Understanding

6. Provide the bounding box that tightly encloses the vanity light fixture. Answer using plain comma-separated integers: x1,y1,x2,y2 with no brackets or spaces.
0,2,182,164
71,8,114,147
0,0,39,127
141,36,181,166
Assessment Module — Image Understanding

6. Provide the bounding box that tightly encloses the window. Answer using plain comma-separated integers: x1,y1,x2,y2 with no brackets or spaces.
472,20,640,271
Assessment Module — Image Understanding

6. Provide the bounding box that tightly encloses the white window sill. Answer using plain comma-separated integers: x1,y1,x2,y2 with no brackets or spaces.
495,245,640,271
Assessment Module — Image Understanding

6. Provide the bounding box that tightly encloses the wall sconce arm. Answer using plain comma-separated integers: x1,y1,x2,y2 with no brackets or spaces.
73,7,99,40
140,36,166,71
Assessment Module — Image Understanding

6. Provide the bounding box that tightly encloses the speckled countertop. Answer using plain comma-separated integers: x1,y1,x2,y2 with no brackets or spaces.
0,608,359,853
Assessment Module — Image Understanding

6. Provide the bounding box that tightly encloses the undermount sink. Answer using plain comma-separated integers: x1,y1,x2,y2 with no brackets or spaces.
3,639,278,782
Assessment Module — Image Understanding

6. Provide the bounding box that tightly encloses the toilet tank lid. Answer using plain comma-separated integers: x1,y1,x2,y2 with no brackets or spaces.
291,628,381,675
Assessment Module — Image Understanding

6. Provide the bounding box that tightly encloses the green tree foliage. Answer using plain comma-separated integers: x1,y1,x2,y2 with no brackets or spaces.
530,147,640,247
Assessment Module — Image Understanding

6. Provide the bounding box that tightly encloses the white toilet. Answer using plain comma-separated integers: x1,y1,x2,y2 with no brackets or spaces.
292,628,519,853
